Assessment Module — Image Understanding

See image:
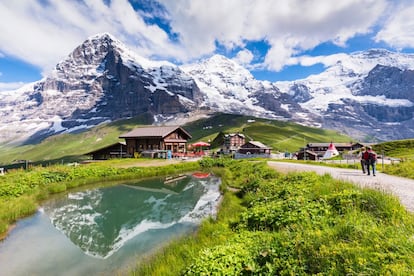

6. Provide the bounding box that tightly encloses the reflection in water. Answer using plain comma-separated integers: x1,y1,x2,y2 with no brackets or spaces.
42,175,221,259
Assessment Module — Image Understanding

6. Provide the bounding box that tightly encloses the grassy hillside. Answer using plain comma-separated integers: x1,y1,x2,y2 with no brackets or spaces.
373,139,414,160
0,113,353,165
185,113,352,153
0,114,152,166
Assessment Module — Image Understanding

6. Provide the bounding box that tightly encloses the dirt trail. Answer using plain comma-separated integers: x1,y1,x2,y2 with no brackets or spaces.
267,161,414,213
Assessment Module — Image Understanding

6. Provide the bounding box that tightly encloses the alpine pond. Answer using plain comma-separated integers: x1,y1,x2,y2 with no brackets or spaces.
0,174,221,275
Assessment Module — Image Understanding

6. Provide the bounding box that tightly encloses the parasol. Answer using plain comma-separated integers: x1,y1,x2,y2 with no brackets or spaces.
192,141,211,147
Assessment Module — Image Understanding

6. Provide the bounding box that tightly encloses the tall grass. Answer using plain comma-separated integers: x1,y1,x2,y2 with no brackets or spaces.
384,159,414,179
0,195,37,235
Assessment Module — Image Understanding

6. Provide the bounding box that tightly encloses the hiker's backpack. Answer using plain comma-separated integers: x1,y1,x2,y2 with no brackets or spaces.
369,152,377,161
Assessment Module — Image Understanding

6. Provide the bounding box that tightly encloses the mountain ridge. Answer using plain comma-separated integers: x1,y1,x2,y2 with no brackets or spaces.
1,33,414,145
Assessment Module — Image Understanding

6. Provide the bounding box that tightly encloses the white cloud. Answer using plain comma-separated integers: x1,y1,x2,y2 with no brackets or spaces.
0,82,26,92
375,2,414,49
233,49,254,66
0,0,403,77
160,0,388,71
288,53,349,68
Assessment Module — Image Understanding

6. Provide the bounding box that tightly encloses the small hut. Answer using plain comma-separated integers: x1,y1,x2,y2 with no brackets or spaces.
86,142,127,160
297,150,318,161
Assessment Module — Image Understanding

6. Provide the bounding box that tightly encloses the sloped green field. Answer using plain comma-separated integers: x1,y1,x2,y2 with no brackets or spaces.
0,114,152,165
374,139,414,159
0,113,352,165
185,113,352,152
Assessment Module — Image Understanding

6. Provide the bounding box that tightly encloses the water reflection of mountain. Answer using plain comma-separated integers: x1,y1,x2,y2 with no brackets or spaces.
42,175,221,258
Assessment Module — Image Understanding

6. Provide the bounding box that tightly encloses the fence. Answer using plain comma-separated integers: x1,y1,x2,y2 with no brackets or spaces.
234,153,271,159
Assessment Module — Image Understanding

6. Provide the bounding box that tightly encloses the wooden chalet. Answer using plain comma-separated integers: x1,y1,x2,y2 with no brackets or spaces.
223,133,246,153
119,126,192,157
238,141,272,155
86,142,127,160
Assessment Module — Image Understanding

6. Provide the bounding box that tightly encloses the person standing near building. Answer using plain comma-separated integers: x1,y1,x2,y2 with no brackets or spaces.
366,146,377,176
358,147,367,174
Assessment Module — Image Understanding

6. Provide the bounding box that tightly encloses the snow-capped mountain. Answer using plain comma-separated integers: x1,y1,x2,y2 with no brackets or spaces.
276,49,414,140
181,55,319,126
1,33,414,145
0,33,202,144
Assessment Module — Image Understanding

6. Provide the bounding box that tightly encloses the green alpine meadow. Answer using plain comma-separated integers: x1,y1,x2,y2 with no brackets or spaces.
135,158,414,275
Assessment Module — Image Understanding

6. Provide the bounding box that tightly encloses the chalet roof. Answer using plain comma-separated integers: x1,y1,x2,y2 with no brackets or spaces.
225,133,245,138
298,150,318,156
119,126,192,139
242,141,271,149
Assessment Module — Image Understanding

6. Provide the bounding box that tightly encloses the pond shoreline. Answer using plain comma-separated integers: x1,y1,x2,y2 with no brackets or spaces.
0,224,16,241
0,159,201,241
0,171,221,275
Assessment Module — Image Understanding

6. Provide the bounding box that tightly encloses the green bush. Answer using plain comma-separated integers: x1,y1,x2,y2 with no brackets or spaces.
177,162,414,275
184,243,252,275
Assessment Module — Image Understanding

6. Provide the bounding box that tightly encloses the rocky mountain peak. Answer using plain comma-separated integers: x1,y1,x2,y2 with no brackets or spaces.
53,33,123,77
356,64,414,101
0,33,204,145
203,54,254,80
363,48,393,58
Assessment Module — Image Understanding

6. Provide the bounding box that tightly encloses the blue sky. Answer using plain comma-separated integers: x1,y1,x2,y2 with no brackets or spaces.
1,0,414,91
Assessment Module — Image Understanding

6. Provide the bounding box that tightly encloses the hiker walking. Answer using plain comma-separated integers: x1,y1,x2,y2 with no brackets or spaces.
358,147,367,174
362,146,370,174
366,146,377,176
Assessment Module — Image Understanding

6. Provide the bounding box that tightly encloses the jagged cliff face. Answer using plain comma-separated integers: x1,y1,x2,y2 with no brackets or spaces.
352,65,414,122
0,34,202,144
41,33,202,119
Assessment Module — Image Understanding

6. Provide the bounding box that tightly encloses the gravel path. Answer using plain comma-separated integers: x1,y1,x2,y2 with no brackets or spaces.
267,161,414,213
